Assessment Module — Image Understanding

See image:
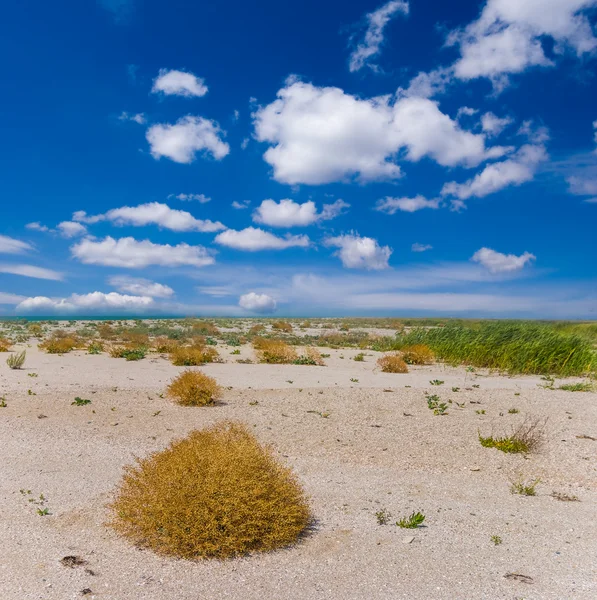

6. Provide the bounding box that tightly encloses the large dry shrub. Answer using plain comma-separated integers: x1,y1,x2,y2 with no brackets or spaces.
108,421,311,559
192,321,220,336
166,370,220,406
254,339,298,364
153,337,180,353
377,353,409,373
170,345,219,366
401,344,434,365
249,324,266,335
0,337,12,352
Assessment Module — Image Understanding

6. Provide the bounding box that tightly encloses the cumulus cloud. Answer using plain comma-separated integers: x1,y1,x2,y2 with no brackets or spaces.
253,80,507,185
151,69,208,97
349,1,410,72
238,292,277,314
71,236,215,268
118,111,146,124
109,276,174,298
26,222,49,232
0,291,25,305
0,264,63,280
73,202,225,233
472,247,536,273
214,227,310,251
146,116,229,164
411,243,433,252
169,193,211,203
16,291,153,314
481,112,513,136
324,233,392,270
375,195,440,214
0,234,33,254
252,198,349,227
398,67,453,99
57,221,88,238
441,143,547,204
447,0,597,89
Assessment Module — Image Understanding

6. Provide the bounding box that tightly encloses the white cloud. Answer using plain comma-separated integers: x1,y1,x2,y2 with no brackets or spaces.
232,200,251,210
73,202,225,233
146,116,229,163
26,222,49,232
118,111,146,124
481,112,513,136
16,291,154,314
0,264,63,280
169,193,211,203
71,236,215,268
411,243,433,252
215,227,310,251
252,198,348,227
349,1,410,72
442,143,547,202
0,292,25,305
398,67,453,99
567,175,597,196
0,235,33,254
448,0,597,89
151,69,208,98
324,233,392,270
375,195,440,214
238,292,277,314
253,80,507,185
57,221,88,238
109,276,174,298
472,247,536,273
457,106,479,119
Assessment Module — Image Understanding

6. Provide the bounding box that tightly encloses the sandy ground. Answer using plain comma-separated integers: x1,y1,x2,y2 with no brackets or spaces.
1,344,596,599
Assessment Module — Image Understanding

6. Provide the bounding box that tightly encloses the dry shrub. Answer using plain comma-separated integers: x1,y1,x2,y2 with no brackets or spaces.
98,323,116,340
192,321,220,336
377,353,409,373
153,337,180,353
166,370,221,406
401,344,434,365
119,331,150,346
109,344,147,361
294,347,325,366
249,324,266,335
254,339,298,364
272,321,293,333
0,338,12,352
39,334,79,354
170,345,219,366
108,421,311,559
28,323,43,337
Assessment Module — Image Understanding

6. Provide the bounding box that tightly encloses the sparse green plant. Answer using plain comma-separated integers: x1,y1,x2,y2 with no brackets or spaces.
72,397,91,406
476,409,486,415
508,408,520,414
27,372,38,378
110,345,147,361
108,421,311,559
490,535,502,545
510,476,540,496
6,350,26,369
37,507,50,516
479,416,546,454
350,378,359,383
452,387,460,392
551,491,579,502
353,352,365,362
0,397,7,407
558,382,594,392
396,511,425,529
166,370,221,407
27,389,36,396
231,349,241,355
426,393,448,415
87,341,104,354
430,379,444,386
375,508,392,525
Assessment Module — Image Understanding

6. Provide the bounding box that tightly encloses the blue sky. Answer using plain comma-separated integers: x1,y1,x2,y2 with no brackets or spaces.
0,0,596,318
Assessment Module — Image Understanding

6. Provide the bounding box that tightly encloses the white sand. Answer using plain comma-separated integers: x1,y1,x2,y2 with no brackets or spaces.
1,343,596,599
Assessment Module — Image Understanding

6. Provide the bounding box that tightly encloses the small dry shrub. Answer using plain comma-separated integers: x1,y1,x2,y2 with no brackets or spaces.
97,323,116,340
153,337,180,353
39,334,79,354
6,350,26,369
0,338,12,352
170,345,219,366
401,344,434,365
377,353,409,373
119,331,150,346
167,370,221,406
109,344,147,361
249,324,266,335
108,421,311,559
192,321,220,336
272,321,293,333
479,416,546,454
254,339,298,364
28,323,43,337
